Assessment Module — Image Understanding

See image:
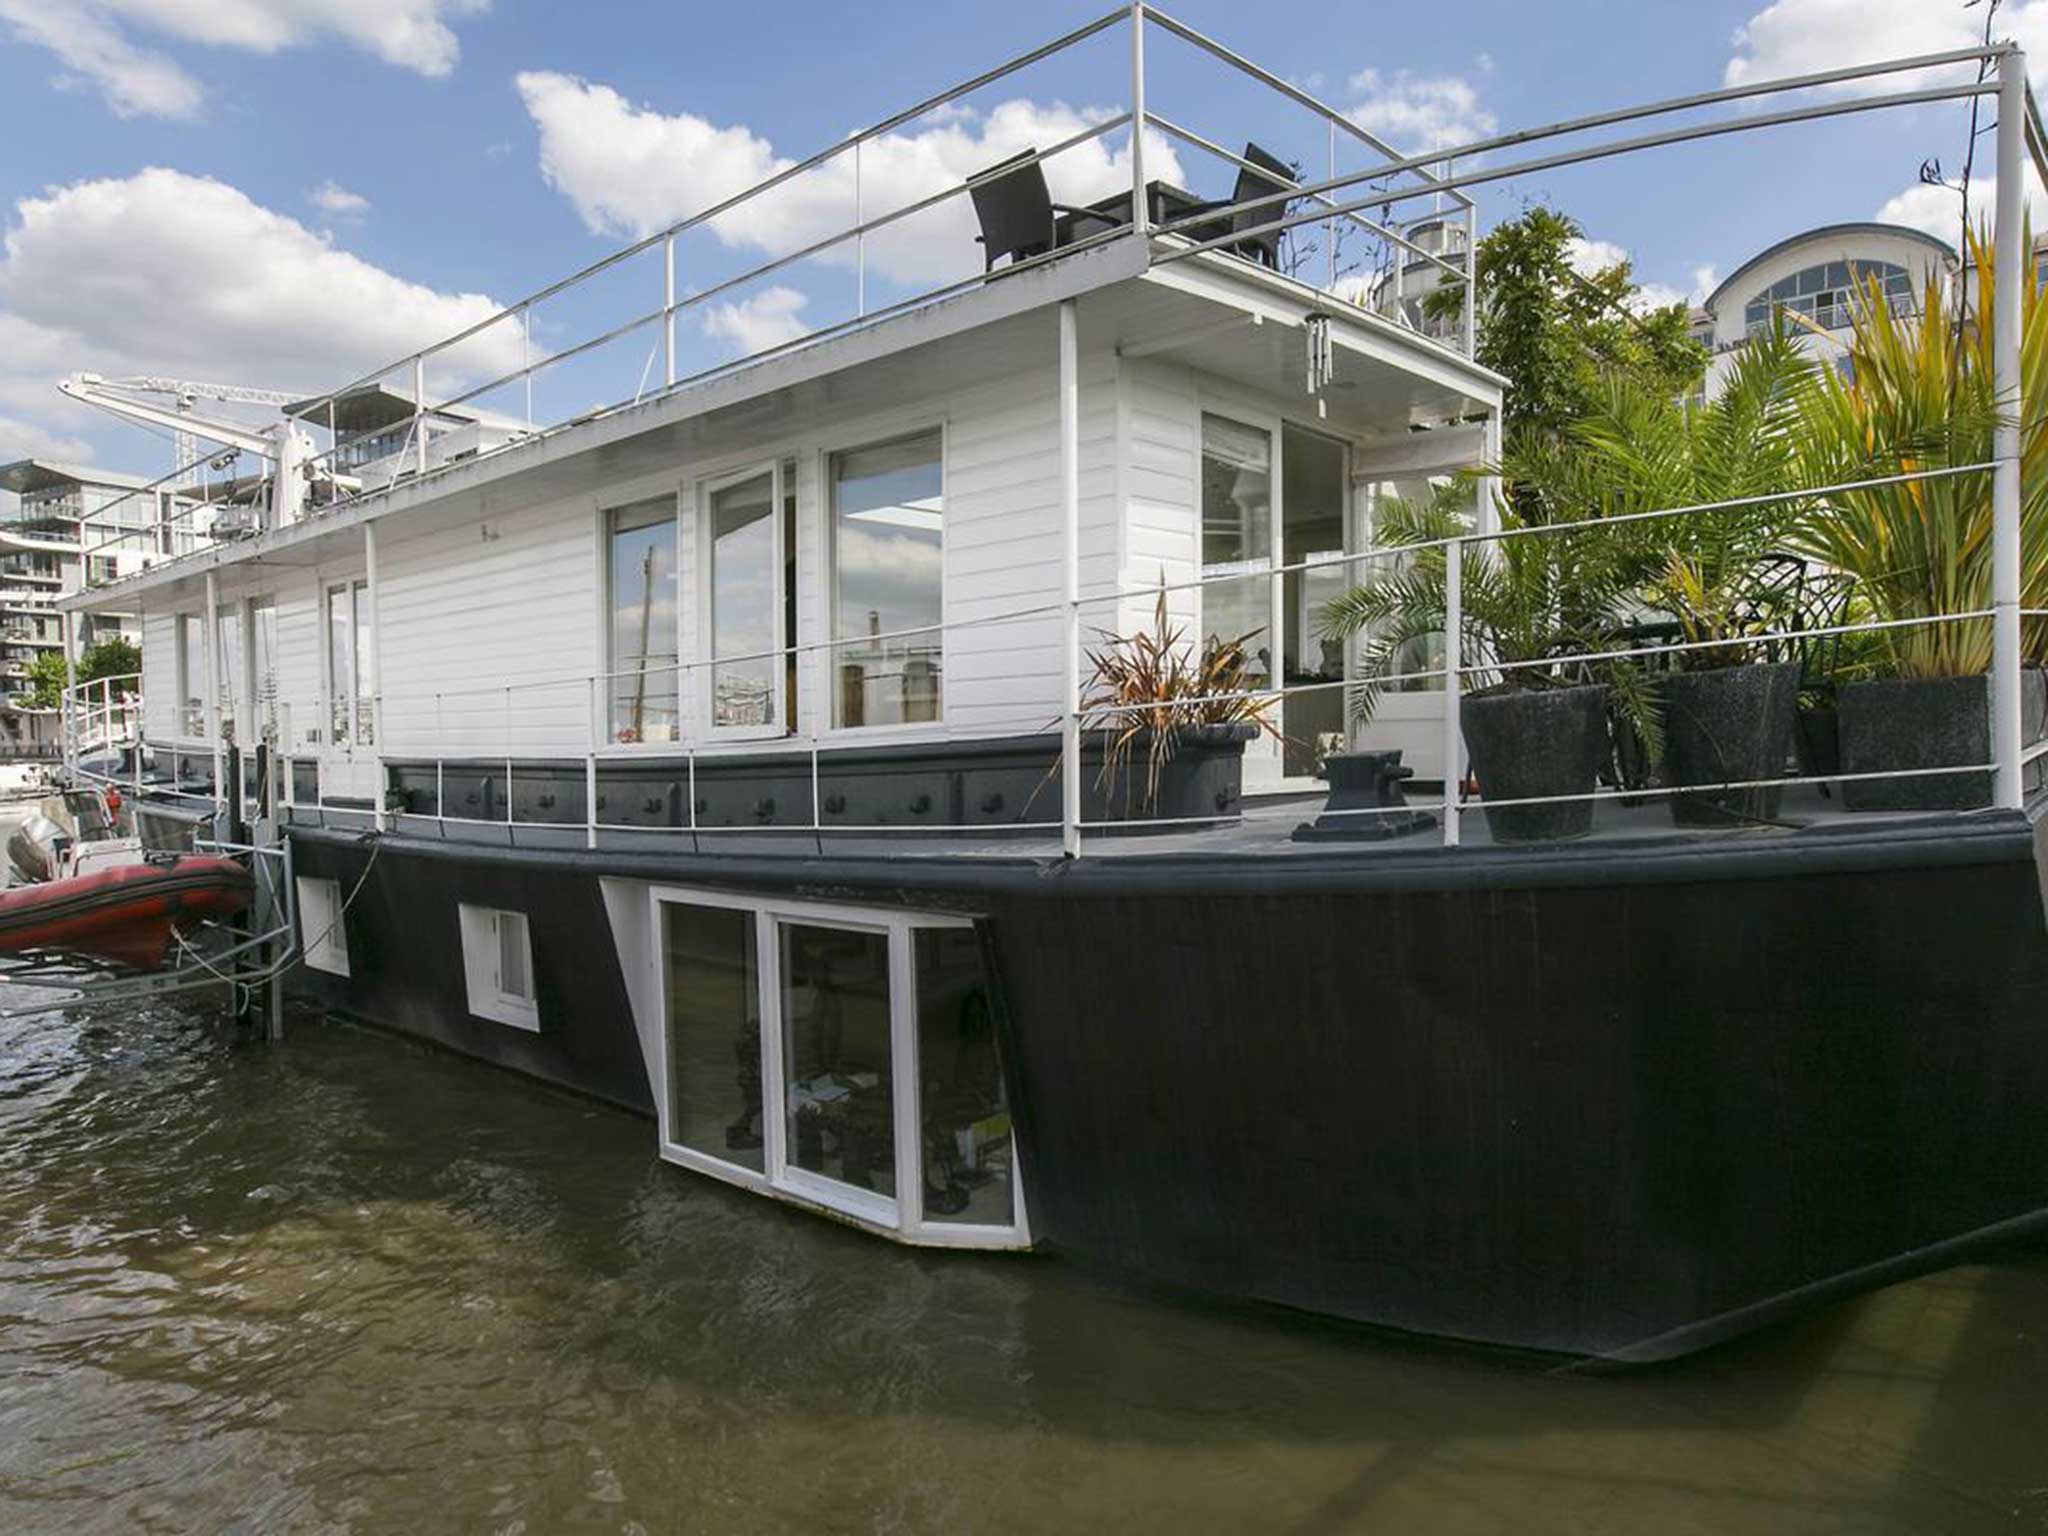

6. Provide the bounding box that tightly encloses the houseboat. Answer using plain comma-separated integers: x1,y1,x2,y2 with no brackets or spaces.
53,8,2048,1361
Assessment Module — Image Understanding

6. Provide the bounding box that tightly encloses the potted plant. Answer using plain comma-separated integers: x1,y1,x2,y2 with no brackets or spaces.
1511,327,1816,825
1791,228,2048,810
1321,481,1652,843
1078,585,1277,823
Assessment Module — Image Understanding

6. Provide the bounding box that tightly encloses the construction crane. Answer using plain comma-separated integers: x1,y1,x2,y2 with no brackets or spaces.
58,373,339,531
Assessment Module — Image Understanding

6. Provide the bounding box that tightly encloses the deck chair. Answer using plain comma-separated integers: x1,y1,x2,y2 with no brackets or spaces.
969,150,1092,271
1184,142,1296,268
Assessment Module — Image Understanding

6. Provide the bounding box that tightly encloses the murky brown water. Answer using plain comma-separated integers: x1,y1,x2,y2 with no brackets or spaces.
1,997,2046,1534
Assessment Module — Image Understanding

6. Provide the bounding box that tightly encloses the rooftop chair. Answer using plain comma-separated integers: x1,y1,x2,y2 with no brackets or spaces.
1184,141,1297,269
969,149,1093,272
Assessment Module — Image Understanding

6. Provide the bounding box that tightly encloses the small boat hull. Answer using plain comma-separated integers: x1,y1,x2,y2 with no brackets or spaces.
0,856,253,971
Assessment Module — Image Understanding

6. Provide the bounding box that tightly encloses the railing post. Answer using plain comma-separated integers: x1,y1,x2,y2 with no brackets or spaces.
522,305,534,430
1059,298,1083,857
663,233,677,388
586,674,600,850
411,357,429,477
60,610,76,783
1992,46,2026,811
1128,2,1148,238
1441,531,1462,847
1462,197,1478,358
855,140,866,318
203,569,222,821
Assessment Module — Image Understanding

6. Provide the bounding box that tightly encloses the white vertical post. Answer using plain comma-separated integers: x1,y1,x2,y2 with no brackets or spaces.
855,139,866,318
1059,298,1083,858
522,306,534,430
60,609,76,781
1128,2,1148,237
1441,532,1462,847
411,357,427,478
203,569,222,815
663,233,677,388
1993,48,2027,811
586,675,600,850
1462,197,1478,358
365,520,385,831
1326,119,1336,294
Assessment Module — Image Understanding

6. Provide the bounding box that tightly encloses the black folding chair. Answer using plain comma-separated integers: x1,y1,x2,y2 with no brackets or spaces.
1184,141,1296,268
969,150,1091,271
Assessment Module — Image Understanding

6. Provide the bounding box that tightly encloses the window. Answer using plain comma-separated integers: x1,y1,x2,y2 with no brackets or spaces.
458,904,539,1030
251,598,279,746
297,877,350,976
606,497,679,743
1200,414,1273,686
177,612,206,738
657,891,1022,1245
325,581,373,747
216,604,243,745
1743,259,1914,338
708,468,781,731
830,429,942,727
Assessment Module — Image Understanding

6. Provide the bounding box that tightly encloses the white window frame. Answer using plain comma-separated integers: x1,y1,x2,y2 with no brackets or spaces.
596,488,684,753
647,883,1026,1250
457,903,540,1031
822,422,948,741
297,876,350,976
698,459,788,742
324,579,370,750
174,610,207,741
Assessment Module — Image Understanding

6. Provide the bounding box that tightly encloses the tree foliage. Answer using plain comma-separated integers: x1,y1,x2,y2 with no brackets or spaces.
10,634,142,711
1424,207,1708,448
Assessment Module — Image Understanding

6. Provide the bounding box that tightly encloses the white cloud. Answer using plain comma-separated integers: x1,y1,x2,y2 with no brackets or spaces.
1566,237,1629,278
1346,67,1496,156
1877,178,2048,242
308,179,369,218
515,72,1183,289
1690,264,1720,304
0,0,489,118
701,286,811,355
0,413,95,465
0,168,523,464
1726,0,2048,94
0,0,201,118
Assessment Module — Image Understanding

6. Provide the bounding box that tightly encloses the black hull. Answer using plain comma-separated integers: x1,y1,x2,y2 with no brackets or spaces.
284,804,2048,1361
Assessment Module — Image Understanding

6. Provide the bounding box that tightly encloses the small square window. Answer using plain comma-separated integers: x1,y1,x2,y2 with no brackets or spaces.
459,903,540,1030
297,877,350,977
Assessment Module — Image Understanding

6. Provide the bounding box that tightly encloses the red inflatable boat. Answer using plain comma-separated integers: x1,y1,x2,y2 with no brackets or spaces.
0,856,253,971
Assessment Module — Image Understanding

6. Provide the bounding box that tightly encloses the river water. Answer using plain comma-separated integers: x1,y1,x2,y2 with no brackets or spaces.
1,996,2044,1535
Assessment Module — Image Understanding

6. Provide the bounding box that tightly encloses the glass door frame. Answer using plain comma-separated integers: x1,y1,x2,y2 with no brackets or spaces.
647,883,1031,1250
698,459,789,743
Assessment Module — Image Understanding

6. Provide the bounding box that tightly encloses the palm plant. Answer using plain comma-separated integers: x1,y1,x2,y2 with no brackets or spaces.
1319,476,1661,752
1520,324,1818,668
1791,225,2048,677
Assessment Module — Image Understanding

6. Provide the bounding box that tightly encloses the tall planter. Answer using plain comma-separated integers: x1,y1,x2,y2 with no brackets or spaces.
1660,662,1801,827
1838,670,2048,812
1461,683,1608,844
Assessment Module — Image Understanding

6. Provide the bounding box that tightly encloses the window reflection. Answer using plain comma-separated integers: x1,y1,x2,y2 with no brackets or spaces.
664,903,764,1173
710,472,777,729
916,927,1011,1224
781,923,895,1197
1201,413,1273,685
607,497,678,743
831,431,942,728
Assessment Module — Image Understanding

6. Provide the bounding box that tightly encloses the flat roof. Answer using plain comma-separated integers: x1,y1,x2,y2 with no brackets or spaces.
284,383,525,436
0,460,152,496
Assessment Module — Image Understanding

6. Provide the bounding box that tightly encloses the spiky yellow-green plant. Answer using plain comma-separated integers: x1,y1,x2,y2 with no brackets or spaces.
1791,226,2048,677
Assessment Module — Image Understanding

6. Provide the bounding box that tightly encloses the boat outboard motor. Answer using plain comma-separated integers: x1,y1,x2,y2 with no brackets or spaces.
8,813,70,886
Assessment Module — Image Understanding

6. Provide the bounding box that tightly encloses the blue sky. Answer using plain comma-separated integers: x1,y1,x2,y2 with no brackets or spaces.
0,0,2036,488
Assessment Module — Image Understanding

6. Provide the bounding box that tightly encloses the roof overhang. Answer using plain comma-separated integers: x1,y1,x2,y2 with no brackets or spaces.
0,459,151,496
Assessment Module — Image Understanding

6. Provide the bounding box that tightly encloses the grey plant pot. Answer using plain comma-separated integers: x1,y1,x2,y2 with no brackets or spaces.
1837,670,2048,811
1660,661,1801,827
1460,683,1608,844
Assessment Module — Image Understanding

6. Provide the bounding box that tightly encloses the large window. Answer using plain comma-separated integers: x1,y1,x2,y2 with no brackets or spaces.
708,468,781,731
607,497,678,743
1744,260,1915,337
830,430,942,728
1201,414,1273,687
657,891,1021,1246
325,581,372,748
